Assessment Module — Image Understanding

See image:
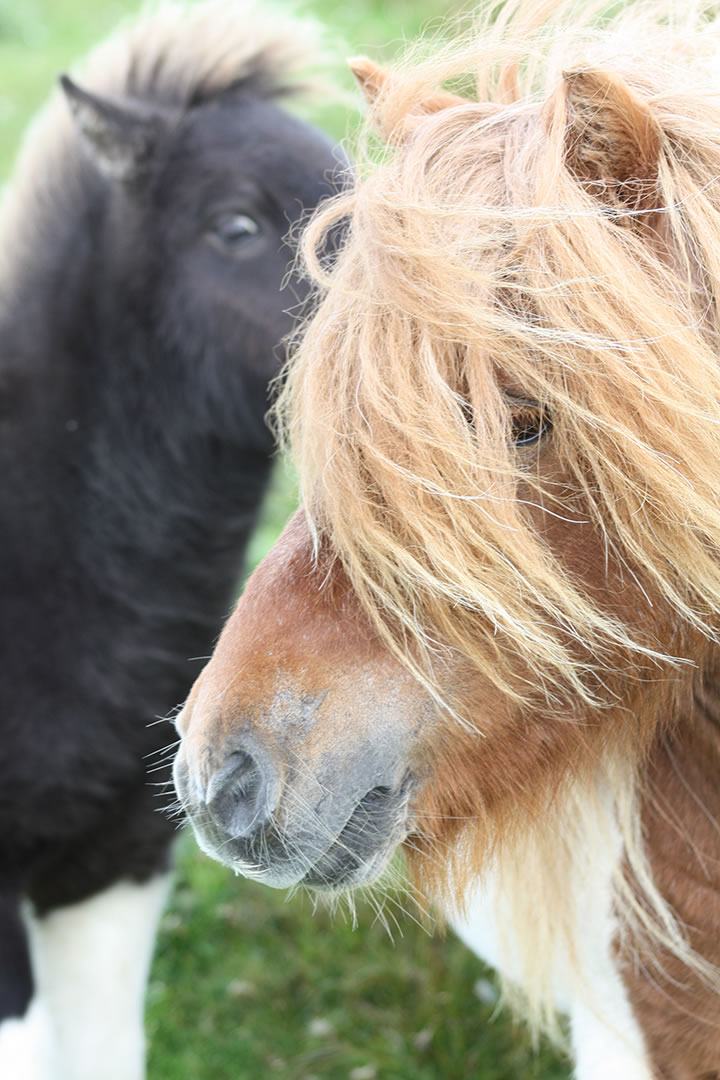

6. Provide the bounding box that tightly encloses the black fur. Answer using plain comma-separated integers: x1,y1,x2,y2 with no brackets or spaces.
0,894,32,1019
0,27,340,1020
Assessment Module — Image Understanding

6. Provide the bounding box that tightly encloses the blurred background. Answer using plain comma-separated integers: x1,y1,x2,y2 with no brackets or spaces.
0,2,569,1077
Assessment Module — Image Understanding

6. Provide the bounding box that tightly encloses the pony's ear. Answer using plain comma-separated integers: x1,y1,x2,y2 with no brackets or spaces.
59,75,168,183
348,56,389,107
348,55,467,141
557,68,662,212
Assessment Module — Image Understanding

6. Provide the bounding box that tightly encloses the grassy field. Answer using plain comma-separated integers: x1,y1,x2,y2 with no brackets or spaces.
0,2,570,1077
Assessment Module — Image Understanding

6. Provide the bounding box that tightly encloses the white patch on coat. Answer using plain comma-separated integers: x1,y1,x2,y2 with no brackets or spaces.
25,874,171,1080
0,997,56,1080
449,822,654,1080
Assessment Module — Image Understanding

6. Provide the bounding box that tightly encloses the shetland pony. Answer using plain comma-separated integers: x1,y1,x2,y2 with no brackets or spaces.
174,2,720,1076
0,4,339,1077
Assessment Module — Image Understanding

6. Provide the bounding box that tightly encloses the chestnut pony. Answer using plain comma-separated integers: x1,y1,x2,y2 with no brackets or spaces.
175,2,720,1075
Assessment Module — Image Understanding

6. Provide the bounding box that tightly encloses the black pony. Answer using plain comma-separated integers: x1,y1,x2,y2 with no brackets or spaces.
0,4,339,1076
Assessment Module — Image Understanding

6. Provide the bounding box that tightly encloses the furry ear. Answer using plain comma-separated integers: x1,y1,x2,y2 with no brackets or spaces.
348,55,467,141
348,56,390,107
558,68,661,212
59,75,169,183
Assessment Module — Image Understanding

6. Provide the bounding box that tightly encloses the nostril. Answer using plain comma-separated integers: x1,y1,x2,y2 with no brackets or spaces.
204,750,272,839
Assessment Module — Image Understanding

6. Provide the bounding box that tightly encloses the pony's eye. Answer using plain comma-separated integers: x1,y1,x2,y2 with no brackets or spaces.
511,404,552,447
206,211,261,254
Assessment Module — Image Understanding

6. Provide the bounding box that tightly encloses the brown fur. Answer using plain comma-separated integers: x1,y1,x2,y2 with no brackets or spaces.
621,664,720,1078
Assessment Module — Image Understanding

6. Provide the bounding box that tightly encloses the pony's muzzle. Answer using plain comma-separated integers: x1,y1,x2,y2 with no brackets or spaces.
174,712,416,889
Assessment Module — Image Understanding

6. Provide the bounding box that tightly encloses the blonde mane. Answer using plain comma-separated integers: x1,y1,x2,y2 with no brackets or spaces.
277,0,720,1036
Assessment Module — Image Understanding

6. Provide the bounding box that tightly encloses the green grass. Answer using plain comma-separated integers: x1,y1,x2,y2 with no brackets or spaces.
147,837,570,1080
0,2,570,1076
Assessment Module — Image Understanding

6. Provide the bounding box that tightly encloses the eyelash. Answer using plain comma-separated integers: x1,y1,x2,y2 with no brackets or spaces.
511,404,552,447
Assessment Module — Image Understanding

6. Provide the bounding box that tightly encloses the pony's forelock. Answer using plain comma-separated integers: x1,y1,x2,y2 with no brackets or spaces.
281,0,720,706
277,0,720,1034
77,0,325,107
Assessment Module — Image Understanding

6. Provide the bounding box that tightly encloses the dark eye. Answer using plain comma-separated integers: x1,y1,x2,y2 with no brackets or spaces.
206,211,261,255
511,403,552,447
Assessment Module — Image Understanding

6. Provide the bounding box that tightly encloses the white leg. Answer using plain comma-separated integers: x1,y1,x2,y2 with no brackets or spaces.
25,874,171,1080
0,997,57,1080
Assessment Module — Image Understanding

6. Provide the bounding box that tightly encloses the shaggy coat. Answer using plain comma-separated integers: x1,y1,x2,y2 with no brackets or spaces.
176,2,720,1077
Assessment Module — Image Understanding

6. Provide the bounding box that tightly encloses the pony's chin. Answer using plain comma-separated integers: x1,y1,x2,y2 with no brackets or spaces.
216,831,407,893
203,821,410,893
188,777,415,891
299,837,403,893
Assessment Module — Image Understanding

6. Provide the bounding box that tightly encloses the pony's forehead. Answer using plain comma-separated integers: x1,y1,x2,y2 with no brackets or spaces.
362,104,528,202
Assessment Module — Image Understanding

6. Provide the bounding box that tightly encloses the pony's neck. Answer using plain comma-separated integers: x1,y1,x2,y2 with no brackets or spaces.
622,648,720,1074
0,209,271,586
